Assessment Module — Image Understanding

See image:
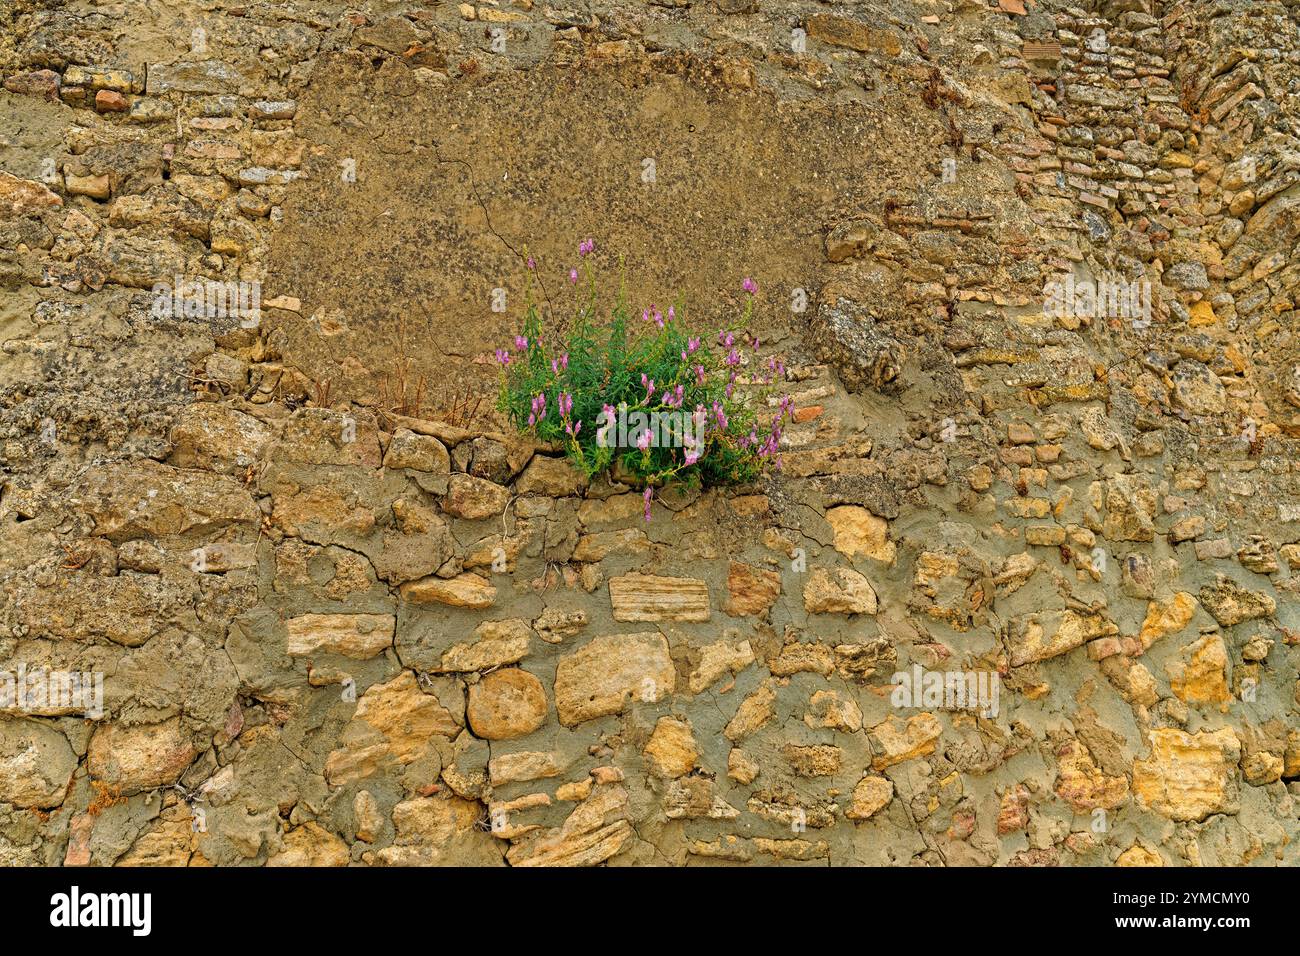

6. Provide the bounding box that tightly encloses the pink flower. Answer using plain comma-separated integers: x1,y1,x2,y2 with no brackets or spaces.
596,404,616,447
684,430,702,467
637,429,652,451
640,373,655,402
642,486,653,522
742,277,757,294
527,257,536,270
495,348,511,366
558,392,574,419
515,335,528,350
569,268,578,283
578,238,594,257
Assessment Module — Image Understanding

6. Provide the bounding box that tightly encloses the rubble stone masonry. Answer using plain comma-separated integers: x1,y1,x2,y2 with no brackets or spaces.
0,0,1297,865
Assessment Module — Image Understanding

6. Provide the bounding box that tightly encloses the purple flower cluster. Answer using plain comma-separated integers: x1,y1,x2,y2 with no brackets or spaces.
497,251,794,522
528,392,546,427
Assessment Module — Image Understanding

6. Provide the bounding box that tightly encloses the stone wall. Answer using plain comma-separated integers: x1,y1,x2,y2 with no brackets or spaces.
0,0,1298,866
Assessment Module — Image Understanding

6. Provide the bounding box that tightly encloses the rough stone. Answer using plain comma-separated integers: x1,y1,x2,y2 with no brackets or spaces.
553,633,674,726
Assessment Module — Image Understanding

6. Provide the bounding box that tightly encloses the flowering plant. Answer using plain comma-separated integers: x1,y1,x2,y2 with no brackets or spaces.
496,242,791,519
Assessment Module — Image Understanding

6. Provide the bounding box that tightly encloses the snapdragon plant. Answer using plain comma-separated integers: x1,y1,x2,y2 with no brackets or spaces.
496,241,792,520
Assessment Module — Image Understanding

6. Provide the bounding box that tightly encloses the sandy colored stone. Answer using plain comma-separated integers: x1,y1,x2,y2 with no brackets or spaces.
636,717,695,778
286,613,394,659
467,668,548,739
783,743,842,777
609,573,711,622
1137,592,1197,650
724,681,777,743
515,455,586,496
1198,575,1276,626
489,751,563,786
770,641,835,677
1116,843,1165,867
267,822,349,866
807,13,902,55
804,689,863,732
445,473,511,519
72,460,258,542
1054,739,1129,812
88,718,197,795
556,778,594,801
689,638,755,693
354,790,383,843
803,567,878,615
0,719,78,808
399,572,497,608
727,748,760,784
914,551,959,587
533,607,588,644
846,775,894,820
117,817,199,867
1241,750,1283,786
996,784,1030,834
1132,728,1241,822
168,402,274,471
826,505,896,563
1167,633,1231,710
723,561,781,617
278,408,382,466
372,795,491,865
507,785,632,867
0,170,63,218
571,528,650,561
664,776,739,819
869,713,942,770
384,428,450,477
356,672,459,758
437,618,532,671
1009,610,1116,666
325,672,460,785
554,633,674,726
